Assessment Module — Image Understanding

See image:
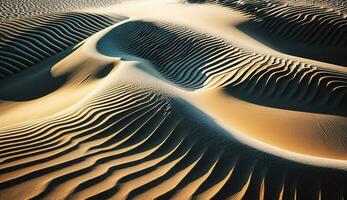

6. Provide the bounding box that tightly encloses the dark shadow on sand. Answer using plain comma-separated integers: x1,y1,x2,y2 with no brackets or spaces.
0,47,74,101
235,21,347,67
96,20,347,117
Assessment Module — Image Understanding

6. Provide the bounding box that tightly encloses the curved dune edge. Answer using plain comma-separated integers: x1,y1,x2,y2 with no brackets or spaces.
93,19,347,160
97,20,347,113
186,0,347,67
0,11,126,78
1,59,347,200
1,1,347,200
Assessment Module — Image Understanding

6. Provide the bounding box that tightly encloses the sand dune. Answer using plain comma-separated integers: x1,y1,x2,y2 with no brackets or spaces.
187,0,347,66
0,12,125,78
0,0,120,21
1,0,347,200
187,0,347,47
98,20,347,115
1,62,347,199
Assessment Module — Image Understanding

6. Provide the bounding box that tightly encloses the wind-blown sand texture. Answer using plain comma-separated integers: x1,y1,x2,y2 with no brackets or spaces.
0,0,119,22
0,12,126,78
1,0,347,199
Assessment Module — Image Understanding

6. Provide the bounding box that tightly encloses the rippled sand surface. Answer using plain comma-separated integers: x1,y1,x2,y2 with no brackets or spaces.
1,0,347,199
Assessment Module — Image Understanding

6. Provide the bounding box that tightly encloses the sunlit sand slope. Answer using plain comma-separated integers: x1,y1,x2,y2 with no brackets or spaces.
1,78,347,200
0,0,119,21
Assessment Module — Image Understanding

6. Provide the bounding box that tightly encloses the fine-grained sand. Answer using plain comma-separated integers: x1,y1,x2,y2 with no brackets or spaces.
1,0,347,199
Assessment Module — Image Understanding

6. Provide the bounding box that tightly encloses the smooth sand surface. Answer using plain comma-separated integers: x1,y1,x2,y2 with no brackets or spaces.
1,0,347,199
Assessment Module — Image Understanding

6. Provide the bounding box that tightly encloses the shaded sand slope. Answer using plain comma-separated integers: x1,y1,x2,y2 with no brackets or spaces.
187,0,347,66
0,31,122,126
90,2,347,72
1,57,347,200
98,20,347,116
96,19,347,160
0,12,126,78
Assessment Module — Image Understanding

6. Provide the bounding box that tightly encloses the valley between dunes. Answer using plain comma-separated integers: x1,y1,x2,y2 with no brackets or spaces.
1,0,347,199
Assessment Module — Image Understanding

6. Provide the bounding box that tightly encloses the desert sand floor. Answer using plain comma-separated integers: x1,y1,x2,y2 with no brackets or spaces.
1,0,347,199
